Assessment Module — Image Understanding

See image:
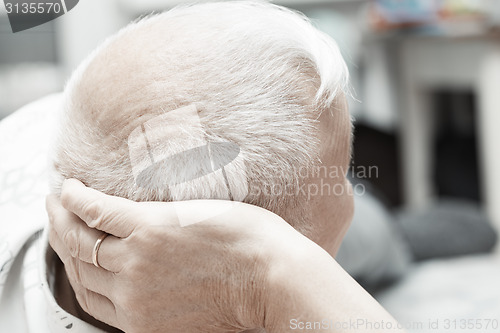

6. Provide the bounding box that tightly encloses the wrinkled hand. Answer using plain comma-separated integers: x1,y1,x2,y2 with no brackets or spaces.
46,179,296,333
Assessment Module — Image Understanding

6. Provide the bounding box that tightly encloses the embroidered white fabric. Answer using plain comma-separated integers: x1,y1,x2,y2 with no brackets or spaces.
0,93,103,332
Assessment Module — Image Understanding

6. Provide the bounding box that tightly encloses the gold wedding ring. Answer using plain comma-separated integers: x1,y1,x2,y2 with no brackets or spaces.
92,233,109,268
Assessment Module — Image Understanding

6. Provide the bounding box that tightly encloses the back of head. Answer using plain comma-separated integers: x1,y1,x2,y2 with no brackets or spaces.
51,1,349,233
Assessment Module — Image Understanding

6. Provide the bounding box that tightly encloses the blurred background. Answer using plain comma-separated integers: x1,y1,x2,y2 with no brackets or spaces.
1,0,500,331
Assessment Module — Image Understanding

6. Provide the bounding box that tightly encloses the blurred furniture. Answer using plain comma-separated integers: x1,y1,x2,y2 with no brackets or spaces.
0,5,61,118
392,34,500,233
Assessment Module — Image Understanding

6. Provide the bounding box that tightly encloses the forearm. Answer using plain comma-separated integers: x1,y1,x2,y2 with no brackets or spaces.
263,233,405,333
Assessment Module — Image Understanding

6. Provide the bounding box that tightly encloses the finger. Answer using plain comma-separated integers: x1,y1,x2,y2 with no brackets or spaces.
60,179,137,238
68,275,120,330
47,194,124,272
48,219,73,265
49,228,119,300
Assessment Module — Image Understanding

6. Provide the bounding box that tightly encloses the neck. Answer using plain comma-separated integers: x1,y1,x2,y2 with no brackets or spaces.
53,257,122,333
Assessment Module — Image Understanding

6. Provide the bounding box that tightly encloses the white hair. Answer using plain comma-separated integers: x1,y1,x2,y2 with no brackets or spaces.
51,1,349,231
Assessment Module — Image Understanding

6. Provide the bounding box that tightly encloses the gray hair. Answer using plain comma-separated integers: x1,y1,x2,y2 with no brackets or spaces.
51,1,349,232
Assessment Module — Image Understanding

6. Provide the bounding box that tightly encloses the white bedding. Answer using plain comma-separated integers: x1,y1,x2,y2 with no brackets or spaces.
377,254,500,332
0,93,61,228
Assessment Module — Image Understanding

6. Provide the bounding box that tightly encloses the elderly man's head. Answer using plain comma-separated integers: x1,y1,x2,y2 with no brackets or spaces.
52,1,353,254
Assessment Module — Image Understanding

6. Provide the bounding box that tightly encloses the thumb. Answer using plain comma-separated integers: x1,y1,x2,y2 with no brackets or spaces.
60,178,137,238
